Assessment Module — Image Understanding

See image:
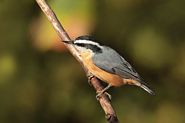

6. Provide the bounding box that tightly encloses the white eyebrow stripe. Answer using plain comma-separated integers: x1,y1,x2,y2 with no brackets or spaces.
74,39,100,47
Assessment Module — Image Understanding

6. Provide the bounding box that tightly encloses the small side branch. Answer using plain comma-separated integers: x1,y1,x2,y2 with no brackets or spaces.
36,0,119,122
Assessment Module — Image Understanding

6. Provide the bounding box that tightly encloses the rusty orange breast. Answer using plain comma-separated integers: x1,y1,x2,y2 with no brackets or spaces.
80,51,124,87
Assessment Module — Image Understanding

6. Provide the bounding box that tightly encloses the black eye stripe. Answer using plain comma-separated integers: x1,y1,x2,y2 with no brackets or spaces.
75,43,85,47
75,43,95,48
75,43,102,53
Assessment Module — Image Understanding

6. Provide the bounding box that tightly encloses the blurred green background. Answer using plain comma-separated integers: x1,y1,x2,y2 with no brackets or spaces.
0,0,185,123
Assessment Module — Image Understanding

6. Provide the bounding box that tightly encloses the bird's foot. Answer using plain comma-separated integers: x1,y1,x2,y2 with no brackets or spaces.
96,84,112,100
96,91,112,101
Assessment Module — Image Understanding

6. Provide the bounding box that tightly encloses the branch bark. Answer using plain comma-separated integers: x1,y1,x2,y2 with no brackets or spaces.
36,0,119,123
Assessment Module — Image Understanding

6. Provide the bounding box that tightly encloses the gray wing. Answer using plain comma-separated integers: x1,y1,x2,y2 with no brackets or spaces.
92,46,141,81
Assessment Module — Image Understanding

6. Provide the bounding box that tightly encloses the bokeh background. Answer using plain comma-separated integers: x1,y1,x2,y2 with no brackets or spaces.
0,0,185,123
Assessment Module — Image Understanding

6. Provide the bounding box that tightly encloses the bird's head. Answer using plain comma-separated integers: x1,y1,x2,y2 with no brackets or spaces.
63,35,103,54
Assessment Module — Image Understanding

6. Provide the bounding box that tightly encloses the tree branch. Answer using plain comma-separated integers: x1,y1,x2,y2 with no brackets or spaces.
36,0,119,122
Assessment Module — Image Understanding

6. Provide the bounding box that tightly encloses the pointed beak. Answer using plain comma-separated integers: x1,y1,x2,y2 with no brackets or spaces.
62,40,74,44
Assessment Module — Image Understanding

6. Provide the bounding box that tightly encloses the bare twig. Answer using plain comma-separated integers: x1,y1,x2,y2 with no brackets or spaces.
36,0,119,122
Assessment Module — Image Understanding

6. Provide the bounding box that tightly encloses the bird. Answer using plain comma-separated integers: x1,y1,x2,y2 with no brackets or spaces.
62,35,155,98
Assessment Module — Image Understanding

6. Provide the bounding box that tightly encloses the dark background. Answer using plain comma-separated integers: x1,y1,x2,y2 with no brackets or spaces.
0,0,185,123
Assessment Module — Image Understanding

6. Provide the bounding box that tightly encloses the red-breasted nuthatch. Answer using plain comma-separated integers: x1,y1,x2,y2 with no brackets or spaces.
63,36,155,97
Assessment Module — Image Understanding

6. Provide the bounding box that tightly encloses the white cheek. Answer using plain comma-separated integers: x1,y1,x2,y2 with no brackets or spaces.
75,46,86,52
75,46,94,55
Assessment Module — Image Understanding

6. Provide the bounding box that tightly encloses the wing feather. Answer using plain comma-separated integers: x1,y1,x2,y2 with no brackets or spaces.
92,46,141,81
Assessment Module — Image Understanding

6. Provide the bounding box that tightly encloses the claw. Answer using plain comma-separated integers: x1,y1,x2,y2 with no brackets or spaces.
105,92,112,100
96,84,112,100
96,91,112,100
96,90,104,100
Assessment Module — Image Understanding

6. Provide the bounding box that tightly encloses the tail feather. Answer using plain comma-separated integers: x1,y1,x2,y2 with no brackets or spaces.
140,83,155,95
124,79,155,95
